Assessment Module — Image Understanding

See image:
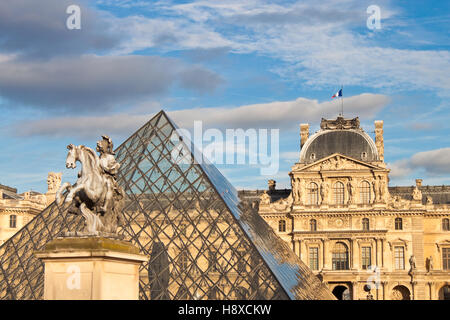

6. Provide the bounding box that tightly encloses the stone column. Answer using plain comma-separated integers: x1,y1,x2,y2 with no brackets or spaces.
381,281,387,300
352,281,359,300
352,239,359,269
374,239,379,267
411,281,417,300
428,282,435,300
322,239,329,270
35,237,147,300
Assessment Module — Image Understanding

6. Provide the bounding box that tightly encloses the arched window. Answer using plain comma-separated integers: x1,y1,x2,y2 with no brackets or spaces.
333,182,345,204
395,218,403,230
440,285,450,300
332,242,349,270
362,218,370,231
9,215,17,228
308,182,319,205
443,218,450,231
359,181,371,204
278,220,286,232
310,219,317,231
391,285,411,300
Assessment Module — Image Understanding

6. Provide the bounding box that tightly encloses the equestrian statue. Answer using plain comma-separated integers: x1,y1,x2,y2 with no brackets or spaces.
56,135,125,237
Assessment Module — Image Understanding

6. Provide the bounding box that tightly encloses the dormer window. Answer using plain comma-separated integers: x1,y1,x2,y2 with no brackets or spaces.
361,152,367,159
310,153,316,160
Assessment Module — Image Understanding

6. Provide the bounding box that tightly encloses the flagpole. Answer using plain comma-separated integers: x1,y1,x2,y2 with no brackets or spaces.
340,85,344,117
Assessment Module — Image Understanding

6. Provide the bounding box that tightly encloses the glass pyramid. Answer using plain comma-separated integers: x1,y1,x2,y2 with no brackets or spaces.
0,111,334,300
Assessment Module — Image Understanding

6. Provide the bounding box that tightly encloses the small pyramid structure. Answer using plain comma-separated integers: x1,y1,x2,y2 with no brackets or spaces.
0,111,334,300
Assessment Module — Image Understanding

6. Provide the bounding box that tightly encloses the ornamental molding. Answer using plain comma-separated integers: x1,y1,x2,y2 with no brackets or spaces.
303,238,323,244
356,238,376,248
327,216,350,229
436,240,450,252
388,238,409,251
294,153,386,173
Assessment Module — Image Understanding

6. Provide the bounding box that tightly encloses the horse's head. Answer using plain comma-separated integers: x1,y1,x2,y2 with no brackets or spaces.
66,144,78,169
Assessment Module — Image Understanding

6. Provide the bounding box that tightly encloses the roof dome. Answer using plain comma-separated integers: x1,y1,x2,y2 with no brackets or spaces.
299,117,379,164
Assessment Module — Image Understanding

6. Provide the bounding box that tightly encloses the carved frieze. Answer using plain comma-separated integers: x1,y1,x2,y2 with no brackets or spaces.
328,216,350,229
320,116,360,130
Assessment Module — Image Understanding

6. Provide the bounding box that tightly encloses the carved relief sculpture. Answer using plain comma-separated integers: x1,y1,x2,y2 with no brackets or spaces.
409,254,416,273
320,181,329,205
292,177,302,203
260,190,271,205
47,172,62,194
374,120,384,161
372,178,380,203
320,116,360,130
427,256,434,272
347,179,355,204
412,186,422,201
379,176,387,203
298,178,305,204
56,135,125,237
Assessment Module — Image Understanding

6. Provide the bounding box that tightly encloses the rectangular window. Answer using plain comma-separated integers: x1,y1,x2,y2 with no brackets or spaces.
361,246,372,270
394,246,405,270
309,247,319,270
9,215,17,228
443,248,450,270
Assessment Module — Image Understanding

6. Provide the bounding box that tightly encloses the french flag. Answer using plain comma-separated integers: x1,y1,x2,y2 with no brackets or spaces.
332,88,342,99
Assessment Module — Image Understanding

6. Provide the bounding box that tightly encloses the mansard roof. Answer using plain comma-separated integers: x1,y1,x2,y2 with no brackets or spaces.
299,117,379,164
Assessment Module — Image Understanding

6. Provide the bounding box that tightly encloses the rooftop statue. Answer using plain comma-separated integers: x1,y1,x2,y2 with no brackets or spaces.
320,116,360,130
56,135,125,237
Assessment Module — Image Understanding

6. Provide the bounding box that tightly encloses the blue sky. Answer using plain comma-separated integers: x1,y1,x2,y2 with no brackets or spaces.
0,0,449,193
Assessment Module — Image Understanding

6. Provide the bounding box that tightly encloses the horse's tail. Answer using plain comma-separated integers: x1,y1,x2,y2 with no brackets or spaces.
56,182,72,206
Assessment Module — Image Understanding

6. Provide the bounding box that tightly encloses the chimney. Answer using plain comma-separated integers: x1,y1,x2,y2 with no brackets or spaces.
300,123,309,148
374,120,384,161
416,179,423,188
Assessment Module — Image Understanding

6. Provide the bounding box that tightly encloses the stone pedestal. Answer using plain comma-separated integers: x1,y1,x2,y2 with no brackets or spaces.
35,237,147,300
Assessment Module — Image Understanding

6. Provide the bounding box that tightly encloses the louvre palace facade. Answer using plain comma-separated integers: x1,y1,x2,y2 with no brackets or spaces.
241,116,450,300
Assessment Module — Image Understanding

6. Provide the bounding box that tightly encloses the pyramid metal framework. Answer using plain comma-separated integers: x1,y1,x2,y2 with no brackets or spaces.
0,111,334,300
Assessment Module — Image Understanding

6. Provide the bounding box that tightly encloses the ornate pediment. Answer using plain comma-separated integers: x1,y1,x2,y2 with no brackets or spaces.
295,154,383,172
388,238,409,250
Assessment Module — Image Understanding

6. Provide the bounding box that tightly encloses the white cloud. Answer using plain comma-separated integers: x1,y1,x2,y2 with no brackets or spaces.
409,148,450,175
170,93,389,129
388,148,450,179
112,0,450,94
15,93,390,137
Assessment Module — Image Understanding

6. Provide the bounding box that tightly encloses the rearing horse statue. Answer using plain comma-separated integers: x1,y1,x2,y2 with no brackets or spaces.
56,138,125,236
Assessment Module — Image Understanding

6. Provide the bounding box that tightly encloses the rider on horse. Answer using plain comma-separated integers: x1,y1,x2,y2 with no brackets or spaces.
96,135,121,215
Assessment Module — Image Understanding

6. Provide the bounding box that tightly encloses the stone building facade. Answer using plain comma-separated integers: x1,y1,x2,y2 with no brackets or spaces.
244,116,450,300
0,172,61,245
